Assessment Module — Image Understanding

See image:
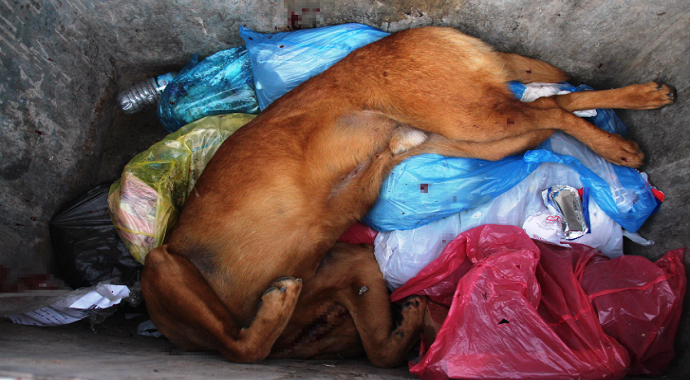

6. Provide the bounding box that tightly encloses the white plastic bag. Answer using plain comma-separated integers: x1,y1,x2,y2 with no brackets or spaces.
375,162,623,290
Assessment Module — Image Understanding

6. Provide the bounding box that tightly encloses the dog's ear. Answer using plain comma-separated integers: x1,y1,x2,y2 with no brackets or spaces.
142,245,241,351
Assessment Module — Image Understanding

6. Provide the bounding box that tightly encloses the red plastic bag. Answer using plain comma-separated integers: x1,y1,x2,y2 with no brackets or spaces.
581,247,686,376
392,225,630,380
337,222,378,245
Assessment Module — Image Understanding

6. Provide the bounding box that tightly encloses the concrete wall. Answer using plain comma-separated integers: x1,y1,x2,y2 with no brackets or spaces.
1,0,688,377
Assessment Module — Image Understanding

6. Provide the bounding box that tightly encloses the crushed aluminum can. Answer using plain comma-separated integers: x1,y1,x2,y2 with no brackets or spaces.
542,185,589,240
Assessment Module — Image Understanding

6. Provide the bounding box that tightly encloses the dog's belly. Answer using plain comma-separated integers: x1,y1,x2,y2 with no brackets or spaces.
270,302,364,359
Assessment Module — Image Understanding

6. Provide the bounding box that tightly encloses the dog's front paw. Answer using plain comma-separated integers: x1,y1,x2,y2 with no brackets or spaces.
257,277,303,318
262,277,303,302
401,295,428,327
594,134,645,168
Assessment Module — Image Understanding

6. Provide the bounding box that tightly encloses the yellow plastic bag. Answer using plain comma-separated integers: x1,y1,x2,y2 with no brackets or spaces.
108,113,255,263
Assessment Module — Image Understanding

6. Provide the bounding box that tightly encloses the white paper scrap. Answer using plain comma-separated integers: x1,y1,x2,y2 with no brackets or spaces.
69,285,129,309
7,284,130,327
7,306,88,327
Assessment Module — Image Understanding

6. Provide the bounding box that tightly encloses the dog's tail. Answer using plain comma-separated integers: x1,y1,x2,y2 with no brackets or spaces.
498,52,569,83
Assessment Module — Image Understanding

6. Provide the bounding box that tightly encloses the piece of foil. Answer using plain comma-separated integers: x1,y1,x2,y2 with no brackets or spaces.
542,185,589,240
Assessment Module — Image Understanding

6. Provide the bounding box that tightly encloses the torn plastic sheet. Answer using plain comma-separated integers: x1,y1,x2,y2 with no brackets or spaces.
622,230,655,246
4,283,130,327
518,82,597,117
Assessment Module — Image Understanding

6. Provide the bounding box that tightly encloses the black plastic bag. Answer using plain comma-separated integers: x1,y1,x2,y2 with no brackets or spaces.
50,183,141,289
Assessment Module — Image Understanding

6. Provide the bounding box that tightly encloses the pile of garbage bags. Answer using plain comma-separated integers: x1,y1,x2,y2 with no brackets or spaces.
151,23,664,284
32,23,685,379
391,225,685,379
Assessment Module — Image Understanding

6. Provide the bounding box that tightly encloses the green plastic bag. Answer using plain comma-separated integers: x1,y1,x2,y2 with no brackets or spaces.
108,114,255,263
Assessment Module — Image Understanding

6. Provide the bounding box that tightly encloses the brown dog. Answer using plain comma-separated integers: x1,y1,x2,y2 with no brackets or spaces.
141,26,675,366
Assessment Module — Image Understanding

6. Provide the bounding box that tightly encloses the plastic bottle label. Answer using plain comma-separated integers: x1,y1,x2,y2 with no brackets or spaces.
154,73,176,94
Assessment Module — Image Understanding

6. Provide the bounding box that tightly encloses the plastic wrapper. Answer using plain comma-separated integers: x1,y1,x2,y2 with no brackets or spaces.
108,114,256,263
375,161,625,290
157,47,260,132
49,183,142,289
364,82,660,233
542,185,589,240
239,23,389,110
391,225,631,380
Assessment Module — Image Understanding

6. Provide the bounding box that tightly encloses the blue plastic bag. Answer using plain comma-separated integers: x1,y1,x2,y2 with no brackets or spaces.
157,47,260,133
239,23,389,110
363,154,542,230
363,82,658,233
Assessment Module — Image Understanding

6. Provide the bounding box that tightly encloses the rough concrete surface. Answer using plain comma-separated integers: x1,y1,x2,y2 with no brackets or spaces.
1,0,689,378
0,317,415,380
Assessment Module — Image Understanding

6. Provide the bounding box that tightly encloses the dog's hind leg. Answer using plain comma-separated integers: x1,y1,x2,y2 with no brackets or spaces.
406,130,555,162
340,286,426,368
551,81,676,111
499,98,646,167
142,245,302,363
401,93,643,167
323,245,426,368
512,84,677,167
342,28,655,167
267,243,427,364
434,88,648,167
418,81,676,164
